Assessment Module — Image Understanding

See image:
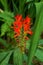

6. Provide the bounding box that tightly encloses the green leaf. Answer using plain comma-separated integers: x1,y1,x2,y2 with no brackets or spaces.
12,0,19,15
28,2,43,65
0,52,8,62
26,39,43,50
19,0,26,15
26,0,33,2
35,49,43,62
38,39,43,50
39,39,43,45
23,53,28,63
35,2,43,16
7,30,14,39
2,11,14,18
0,11,14,26
41,0,43,1
26,0,40,2
28,3,36,18
33,0,40,2
1,23,9,36
13,48,23,65
0,11,14,19
35,39,43,62
0,50,13,65
0,0,9,11
0,38,9,48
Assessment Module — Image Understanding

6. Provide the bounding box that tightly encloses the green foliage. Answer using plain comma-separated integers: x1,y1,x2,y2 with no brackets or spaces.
0,11,14,36
26,39,43,62
0,51,13,65
28,3,36,18
26,0,33,2
0,11,14,26
0,38,9,48
0,0,9,11
19,0,26,15
35,49,43,62
0,0,43,65
35,39,43,62
12,0,19,15
13,48,23,65
0,52,9,62
41,0,43,1
39,39,43,45
28,2,43,65
1,23,9,36
26,0,40,2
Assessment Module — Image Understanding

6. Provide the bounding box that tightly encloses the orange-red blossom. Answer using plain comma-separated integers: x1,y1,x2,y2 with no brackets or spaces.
13,15,32,38
13,15,33,52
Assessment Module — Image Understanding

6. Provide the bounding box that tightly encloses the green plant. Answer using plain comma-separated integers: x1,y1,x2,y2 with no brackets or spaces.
0,0,43,65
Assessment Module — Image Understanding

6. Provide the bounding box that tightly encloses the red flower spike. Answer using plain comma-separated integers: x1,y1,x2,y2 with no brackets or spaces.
13,15,32,38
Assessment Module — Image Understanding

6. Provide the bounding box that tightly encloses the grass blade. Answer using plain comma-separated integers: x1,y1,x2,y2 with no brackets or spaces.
0,0,9,11
28,2,43,65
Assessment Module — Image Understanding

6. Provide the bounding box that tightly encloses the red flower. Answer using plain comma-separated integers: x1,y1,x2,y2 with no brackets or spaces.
23,16,31,24
13,15,22,37
13,15,32,38
23,16,32,35
15,15,22,21
13,21,22,29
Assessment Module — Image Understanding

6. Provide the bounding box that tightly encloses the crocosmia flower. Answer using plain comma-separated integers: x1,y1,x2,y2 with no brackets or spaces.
13,15,22,37
13,15,32,38
12,14,33,53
